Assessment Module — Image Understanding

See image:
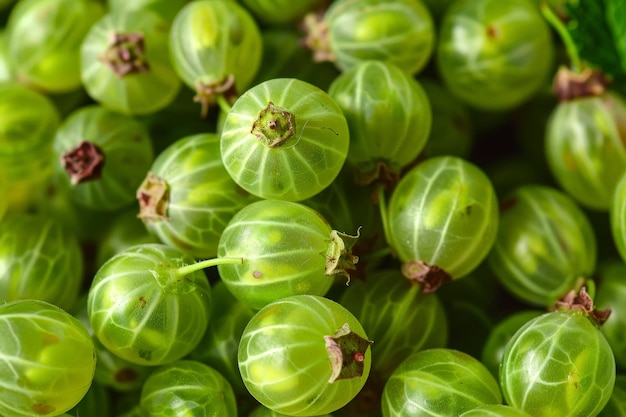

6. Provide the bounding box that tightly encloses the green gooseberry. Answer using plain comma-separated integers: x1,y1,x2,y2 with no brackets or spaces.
381,348,502,416
220,77,350,201
169,0,263,116
437,0,554,111
0,214,83,311
52,104,154,211
0,299,96,417
308,0,435,75
500,296,615,417
328,59,432,184
140,360,238,416
217,199,360,310
238,294,372,416
0,81,60,210
87,243,239,366
137,133,258,259
546,90,626,211
81,8,181,115
386,155,499,292
6,0,104,93
488,185,597,307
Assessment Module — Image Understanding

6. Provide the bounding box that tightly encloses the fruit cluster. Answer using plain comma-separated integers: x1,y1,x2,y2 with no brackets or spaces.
1,0,625,416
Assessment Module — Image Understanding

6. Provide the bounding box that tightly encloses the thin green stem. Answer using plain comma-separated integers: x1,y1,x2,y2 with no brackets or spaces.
175,256,243,277
376,183,393,247
540,2,582,73
217,93,233,116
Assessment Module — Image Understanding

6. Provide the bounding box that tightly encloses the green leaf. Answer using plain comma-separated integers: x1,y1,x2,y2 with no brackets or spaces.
565,0,626,81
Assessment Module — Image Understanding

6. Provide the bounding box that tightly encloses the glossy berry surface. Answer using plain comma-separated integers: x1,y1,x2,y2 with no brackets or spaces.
387,155,499,291
437,0,554,111
220,78,349,201
0,299,96,417
238,294,372,416
381,348,502,416
87,243,213,366
217,199,339,309
500,309,616,417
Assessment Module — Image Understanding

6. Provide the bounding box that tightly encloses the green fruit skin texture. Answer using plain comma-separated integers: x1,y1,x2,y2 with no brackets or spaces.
238,295,371,416
500,310,616,417
387,155,499,279
0,299,96,417
81,8,181,115
169,0,262,95
481,309,543,378
140,360,238,417
0,214,84,311
142,133,258,259
611,172,626,263
598,374,626,416
459,404,534,417
328,60,432,178
87,243,212,366
53,105,154,211
488,185,597,307
217,199,334,310
546,91,626,211
325,0,435,75
595,260,626,370
381,348,502,416
220,78,350,201
6,0,104,93
437,0,554,111
0,82,60,210
339,269,448,380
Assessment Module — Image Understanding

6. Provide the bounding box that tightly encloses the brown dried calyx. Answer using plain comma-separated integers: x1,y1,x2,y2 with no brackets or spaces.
325,323,373,383
552,286,611,325
61,140,105,185
553,66,611,101
136,172,169,221
300,9,334,63
99,32,150,77
401,260,452,293
194,74,238,118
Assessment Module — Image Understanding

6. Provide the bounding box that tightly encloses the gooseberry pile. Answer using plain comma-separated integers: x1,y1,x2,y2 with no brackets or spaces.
1,0,626,416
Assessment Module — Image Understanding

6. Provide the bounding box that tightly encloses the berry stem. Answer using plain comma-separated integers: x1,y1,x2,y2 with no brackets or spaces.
216,93,232,116
376,183,393,248
540,2,582,73
175,256,243,277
